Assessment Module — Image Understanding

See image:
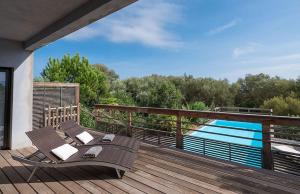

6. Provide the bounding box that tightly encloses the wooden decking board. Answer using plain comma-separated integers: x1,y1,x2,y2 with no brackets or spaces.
1,143,300,194
80,165,147,194
22,147,106,194
131,168,200,194
100,174,146,194
85,165,161,194
125,171,182,194
133,163,218,194
149,147,300,188
141,146,300,189
139,149,298,194
139,161,237,194
0,152,37,194
120,176,163,194
6,150,71,194
0,168,19,194
136,155,243,193
81,166,129,194
19,148,91,194
146,150,300,194
1,150,55,194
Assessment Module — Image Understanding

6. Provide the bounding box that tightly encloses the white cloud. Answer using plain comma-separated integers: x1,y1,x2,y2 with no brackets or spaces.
208,19,241,35
64,0,183,49
233,42,261,58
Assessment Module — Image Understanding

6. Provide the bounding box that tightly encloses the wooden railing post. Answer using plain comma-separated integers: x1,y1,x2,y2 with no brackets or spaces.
77,103,80,124
47,105,51,127
95,108,101,129
176,114,183,149
55,107,59,130
127,112,132,137
63,105,66,122
262,121,273,170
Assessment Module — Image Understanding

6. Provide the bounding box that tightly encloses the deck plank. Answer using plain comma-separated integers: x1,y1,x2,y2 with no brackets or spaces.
0,152,36,194
0,168,19,194
18,148,91,194
142,146,300,188
139,146,300,193
133,163,218,194
138,149,298,194
0,142,299,194
0,150,55,194
24,148,108,194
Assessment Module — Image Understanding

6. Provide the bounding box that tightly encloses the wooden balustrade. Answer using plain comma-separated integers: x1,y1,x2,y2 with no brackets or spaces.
94,104,300,171
44,103,80,129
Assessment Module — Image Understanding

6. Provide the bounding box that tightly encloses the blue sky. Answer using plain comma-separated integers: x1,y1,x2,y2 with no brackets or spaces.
34,0,300,81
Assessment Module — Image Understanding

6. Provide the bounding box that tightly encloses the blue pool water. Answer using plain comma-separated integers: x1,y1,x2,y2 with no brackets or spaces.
187,120,263,167
190,120,262,148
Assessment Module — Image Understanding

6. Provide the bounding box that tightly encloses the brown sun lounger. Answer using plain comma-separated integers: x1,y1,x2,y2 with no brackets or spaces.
12,126,137,182
60,120,140,152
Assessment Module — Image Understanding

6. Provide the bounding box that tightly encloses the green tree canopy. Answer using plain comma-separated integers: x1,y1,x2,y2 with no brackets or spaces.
235,74,296,107
41,54,109,106
124,75,183,108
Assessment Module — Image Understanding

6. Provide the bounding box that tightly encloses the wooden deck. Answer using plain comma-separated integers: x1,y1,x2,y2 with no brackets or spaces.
1,144,300,194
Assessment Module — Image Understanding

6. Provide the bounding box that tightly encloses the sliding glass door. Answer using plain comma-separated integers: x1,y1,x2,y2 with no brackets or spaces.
0,68,11,149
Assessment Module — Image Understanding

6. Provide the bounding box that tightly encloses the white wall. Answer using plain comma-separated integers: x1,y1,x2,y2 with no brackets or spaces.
0,38,33,149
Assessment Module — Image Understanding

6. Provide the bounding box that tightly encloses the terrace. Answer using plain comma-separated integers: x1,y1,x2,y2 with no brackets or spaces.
6,102,294,193
1,137,300,193
1,1,300,193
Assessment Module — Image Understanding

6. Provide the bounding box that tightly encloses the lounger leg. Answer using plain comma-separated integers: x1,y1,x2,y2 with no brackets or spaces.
27,167,38,182
115,169,125,179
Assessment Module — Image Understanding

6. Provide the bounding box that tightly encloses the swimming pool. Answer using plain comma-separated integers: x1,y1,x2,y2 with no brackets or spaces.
191,120,262,148
186,120,263,167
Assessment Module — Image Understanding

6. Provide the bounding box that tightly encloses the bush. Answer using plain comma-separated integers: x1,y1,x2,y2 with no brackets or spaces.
189,101,208,111
80,105,96,128
262,96,300,116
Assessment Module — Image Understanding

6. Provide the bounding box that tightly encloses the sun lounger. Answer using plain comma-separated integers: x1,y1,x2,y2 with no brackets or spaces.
60,120,140,152
11,126,137,182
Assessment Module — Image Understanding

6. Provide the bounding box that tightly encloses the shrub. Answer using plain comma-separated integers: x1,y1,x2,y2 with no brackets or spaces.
80,105,96,128
262,96,300,116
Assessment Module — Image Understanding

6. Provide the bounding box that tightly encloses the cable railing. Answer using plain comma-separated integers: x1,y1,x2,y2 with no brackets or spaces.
94,104,300,175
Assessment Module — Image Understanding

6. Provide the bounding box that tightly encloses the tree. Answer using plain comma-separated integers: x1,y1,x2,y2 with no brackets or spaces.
235,74,296,107
94,64,119,82
124,75,183,108
41,54,109,106
107,80,135,105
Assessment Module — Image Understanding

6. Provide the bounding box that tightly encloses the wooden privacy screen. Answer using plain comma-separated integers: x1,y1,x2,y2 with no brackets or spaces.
44,104,80,129
33,82,80,130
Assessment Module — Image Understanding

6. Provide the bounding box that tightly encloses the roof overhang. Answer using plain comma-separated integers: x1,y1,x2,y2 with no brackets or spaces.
0,0,137,51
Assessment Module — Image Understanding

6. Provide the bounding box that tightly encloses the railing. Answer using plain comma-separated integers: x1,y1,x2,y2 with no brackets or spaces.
44,103,80,129
94,104,300,175
215,107,272,115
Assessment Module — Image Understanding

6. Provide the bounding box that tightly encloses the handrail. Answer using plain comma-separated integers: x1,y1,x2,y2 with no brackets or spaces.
215,106,272,114
94,104,300,171
95,104,300,126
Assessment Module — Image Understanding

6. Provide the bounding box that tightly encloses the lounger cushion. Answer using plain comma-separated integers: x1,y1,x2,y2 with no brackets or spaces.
51,144,78,160
76,131,94,144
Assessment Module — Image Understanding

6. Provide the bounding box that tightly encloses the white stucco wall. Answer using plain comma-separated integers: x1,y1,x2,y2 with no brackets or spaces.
0,38,33,149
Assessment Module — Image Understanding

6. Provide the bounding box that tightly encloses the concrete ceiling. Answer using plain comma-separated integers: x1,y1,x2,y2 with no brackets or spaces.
0,0,137,51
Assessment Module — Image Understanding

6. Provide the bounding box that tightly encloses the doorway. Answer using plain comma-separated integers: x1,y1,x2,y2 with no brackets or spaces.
0,68,12,149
